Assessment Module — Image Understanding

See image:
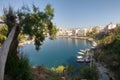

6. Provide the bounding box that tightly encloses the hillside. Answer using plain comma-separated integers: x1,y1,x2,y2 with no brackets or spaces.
94,24,120,80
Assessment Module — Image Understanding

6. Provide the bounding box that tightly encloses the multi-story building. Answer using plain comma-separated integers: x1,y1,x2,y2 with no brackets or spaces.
104,23,116,34
78,28,87,37
57,28,72,36
94,26,104,33
66,30,72,36
72,28,79,36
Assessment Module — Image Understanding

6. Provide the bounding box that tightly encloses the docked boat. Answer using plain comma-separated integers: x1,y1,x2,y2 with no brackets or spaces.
77,52,84,55
77,49,91,63
77,58,84,62
86,48,90,51
91,46,95,49
76,56,84,62
80,50,86,53
77,56,83,59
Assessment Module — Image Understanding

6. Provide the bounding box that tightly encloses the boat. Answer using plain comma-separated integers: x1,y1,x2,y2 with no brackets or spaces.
77,58,84,62
80,50,86,53
76,56,84,62
77,49,91,63
77,52,84,55
86,48,90,51
93,41,97,47
91,46,95,49
77,56,83,59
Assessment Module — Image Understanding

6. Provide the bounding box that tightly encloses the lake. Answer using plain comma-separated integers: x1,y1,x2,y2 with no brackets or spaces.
19,37,92,68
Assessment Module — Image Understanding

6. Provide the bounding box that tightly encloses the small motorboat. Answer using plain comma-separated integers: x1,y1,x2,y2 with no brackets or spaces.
80,50,86,53
77,58,84,62
77,52,84,55
77,56,83,59
76,56,84,62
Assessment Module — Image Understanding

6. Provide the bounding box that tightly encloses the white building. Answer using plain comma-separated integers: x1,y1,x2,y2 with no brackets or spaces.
57,28,67,36
66,30,72,36
104,23,116,33
72,28,79,36
78,28,87,36
94,26,104,33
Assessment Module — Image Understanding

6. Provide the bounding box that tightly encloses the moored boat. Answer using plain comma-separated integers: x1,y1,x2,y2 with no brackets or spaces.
76,56,85,62
77,49,91,63
79,50,86,53
77,52,84,55
77,58,84,62
77,56,83,59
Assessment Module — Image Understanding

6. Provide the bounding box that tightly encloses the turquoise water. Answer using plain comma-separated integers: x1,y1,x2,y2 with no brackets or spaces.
20,37,92,68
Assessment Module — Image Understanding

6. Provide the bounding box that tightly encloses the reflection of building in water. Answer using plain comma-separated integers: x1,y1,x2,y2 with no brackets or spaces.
63,37,67,42
83,39,87,46
71,38,78,46
71,38,75,45
62,37,72,45
78,28,87,36
75,39,78,46
67,38,72,44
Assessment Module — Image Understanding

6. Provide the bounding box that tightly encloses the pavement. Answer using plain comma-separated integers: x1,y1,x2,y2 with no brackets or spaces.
97,63,110,80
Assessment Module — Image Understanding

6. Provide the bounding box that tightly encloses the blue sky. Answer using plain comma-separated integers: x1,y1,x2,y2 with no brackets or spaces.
0,0,120,28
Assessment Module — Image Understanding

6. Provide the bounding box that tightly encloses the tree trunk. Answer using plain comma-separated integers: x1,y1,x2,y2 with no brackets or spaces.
0,26,16,80
5,25,20,79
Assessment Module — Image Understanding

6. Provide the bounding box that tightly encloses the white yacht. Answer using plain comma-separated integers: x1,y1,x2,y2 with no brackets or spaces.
80,50,86,53
77,56,83,59
77,52,84,55
76,56,84,62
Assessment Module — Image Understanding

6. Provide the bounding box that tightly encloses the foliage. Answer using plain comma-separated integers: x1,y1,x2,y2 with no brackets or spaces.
3,6,16,33
94,25,120,80
86,27,98,38
32,66,62,80
5,56,33,80
18,33,25,41
80,66,99,80
101,33,115,45
16,57,33,80
44,4,54,20
17,4,57,50
51,65,65,73
3,4,57,80
0,24,8,46
50,65,99,80
0,16,5,21
49,24,57,39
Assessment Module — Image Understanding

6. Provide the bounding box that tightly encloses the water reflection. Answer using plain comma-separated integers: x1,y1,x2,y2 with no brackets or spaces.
59,37,92,47
21,37,92,68
75,39,78,46
83,39,87,46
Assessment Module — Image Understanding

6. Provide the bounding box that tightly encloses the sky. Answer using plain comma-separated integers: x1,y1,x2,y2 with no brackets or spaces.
0,0,120,28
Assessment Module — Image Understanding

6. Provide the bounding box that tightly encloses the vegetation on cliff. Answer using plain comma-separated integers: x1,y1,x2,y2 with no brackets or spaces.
94,24,120,80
